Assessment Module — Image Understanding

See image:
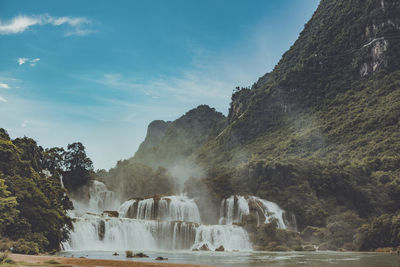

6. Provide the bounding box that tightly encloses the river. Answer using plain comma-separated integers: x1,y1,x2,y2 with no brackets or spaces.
58,250,400,267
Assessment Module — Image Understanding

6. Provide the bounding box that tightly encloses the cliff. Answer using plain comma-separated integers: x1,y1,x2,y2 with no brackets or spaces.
109,0,400,251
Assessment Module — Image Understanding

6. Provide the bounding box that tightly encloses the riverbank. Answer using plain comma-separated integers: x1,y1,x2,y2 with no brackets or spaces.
8,253,211,267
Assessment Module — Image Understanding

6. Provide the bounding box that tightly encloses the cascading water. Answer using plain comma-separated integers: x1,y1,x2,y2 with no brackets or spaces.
192,225,252,251
118,195,201,223
219,195,297,230
63,181,295,252
71,180,120,212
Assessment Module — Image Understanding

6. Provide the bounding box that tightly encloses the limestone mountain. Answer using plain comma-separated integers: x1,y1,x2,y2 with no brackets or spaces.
133,104,226,173
97,105,226,198
119,0,400,251
101,0,400,251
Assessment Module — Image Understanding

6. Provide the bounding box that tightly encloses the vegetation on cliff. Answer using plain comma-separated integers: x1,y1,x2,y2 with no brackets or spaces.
125,0,400,251
0,128,96,253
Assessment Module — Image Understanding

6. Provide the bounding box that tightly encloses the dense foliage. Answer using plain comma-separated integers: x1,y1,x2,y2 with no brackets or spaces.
0,129,94,253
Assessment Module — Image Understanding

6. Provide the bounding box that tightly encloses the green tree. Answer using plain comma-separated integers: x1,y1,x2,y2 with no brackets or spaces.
0,178,18,234
63,142,93,191
43,147,65,173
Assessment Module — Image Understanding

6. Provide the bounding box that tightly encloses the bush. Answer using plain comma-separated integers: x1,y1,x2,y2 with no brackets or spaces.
44,259,61,264
4,258,15,264
356,213,400,250
0,251,9,263
12,239,40,255
125,250,133,258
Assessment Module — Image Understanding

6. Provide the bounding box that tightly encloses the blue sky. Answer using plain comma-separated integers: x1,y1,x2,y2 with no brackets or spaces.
0,0,320,170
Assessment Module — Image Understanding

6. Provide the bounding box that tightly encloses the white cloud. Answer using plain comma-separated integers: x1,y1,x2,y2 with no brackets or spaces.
0,82,9,89
0,96,7,102
0,16,39,34
18,57,28,65
17,57,40,67
65,28,95,36
0,14,92,36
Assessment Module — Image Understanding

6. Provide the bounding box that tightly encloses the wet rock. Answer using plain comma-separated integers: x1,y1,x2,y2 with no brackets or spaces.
155,256,168,260
112,252,119,256
192,248,199,251
103,211,119,217
134,252,149,258
199,244,210,251
215,245,225,252
98,220,105,240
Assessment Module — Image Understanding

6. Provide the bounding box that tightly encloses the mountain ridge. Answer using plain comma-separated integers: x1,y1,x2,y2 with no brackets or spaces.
104,0,400,251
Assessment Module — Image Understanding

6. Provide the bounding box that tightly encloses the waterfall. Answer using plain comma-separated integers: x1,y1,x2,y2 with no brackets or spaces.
192,225,252,251
119,195,201,223
72,180,120,213
62,215,157,251
219,195,297,230
219,195,249,225
64,180,296,252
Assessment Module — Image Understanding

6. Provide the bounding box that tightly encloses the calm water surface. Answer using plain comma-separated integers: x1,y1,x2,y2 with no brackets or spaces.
59,250,400,267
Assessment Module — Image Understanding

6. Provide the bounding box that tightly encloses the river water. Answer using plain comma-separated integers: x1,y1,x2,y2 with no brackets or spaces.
58,250,400,267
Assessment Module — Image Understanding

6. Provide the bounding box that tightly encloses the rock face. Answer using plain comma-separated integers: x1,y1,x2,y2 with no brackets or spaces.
228,88,252,123
359,0,400,76
133,120,171,165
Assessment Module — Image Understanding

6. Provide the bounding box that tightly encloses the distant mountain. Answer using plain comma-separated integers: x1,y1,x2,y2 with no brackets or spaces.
132,104,226,179
109,0,400,251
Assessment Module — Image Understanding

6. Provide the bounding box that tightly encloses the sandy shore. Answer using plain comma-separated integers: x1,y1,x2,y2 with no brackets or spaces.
9,253,212,267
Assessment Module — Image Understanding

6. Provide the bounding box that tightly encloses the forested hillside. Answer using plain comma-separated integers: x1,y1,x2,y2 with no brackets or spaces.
0,129,94,253
110,0,400,251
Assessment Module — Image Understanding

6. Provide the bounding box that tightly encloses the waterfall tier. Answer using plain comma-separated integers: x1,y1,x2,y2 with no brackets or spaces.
118,195,201,223
62,213,250,251
192,225,252,251
219,195,297,230
72,180,120,212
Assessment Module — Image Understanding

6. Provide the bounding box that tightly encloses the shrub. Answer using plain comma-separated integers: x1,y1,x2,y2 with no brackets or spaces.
12,239,40,255
125,250,133,258
44,259,61,264
0,251,9,264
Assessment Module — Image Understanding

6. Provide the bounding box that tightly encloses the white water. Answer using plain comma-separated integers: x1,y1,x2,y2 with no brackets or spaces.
63,180,295,252
63,212,250,251
219,195,294,230
192,225,252,251
72,180,120,213
119,195,201,223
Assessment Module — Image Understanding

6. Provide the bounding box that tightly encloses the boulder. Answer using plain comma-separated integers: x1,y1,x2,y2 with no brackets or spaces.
103,211,119,217
134,252,149,258
155,256,168,260
199,244,210,251
215,245,225,252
